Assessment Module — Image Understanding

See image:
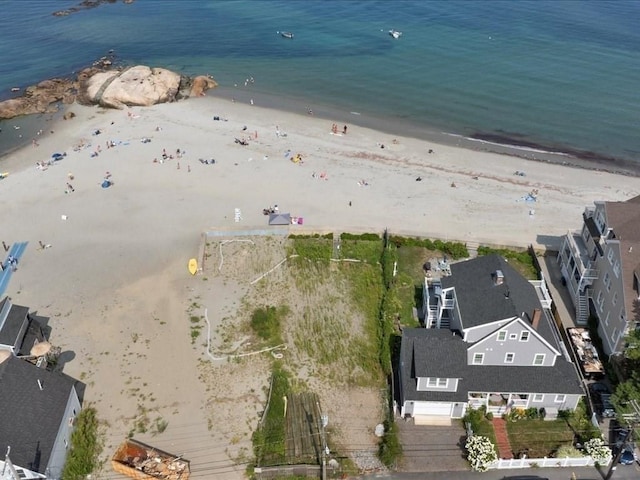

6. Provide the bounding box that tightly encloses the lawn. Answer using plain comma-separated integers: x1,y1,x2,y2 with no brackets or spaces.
506,419,575,458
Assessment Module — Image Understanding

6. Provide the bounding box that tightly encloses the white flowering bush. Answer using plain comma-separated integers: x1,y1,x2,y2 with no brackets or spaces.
466,435,498,472
584,437,612,464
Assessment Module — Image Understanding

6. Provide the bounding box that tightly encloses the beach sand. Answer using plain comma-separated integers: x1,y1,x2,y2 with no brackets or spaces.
1,95,638,477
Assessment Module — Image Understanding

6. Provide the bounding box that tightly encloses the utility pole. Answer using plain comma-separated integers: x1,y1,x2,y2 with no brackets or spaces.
604,399,640,480
317,403,328,480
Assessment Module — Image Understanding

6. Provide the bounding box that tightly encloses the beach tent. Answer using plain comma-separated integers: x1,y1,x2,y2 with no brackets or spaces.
268,213,291,225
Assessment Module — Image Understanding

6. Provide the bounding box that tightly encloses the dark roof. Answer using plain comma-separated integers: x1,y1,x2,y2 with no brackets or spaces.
0,302,29,348
0,356,84,474
17,316,49,357
440,254,558,346
604,200,640,325
400,328,583,404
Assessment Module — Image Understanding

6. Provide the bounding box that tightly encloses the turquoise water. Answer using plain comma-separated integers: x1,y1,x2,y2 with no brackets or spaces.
1,0,640,167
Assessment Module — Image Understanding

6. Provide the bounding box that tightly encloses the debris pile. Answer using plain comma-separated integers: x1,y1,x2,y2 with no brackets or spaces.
112,439,190,480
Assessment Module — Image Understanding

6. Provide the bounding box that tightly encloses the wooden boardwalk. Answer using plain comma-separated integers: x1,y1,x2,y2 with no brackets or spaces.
285,392,322,465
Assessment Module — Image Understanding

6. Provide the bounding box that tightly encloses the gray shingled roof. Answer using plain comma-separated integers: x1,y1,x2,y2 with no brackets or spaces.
604,199,640,326
0,303,29,348
441,254,559,347
400,328,583,404
0,355,84,474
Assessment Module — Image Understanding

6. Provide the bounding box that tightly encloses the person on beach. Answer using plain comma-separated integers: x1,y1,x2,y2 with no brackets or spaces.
343,125,348,134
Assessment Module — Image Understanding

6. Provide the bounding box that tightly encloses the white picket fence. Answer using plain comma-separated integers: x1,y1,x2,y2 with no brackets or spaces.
488,455,610,469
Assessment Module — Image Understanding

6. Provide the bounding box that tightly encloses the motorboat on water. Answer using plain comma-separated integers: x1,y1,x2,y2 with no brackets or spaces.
280,31,294,39
389,29,402,39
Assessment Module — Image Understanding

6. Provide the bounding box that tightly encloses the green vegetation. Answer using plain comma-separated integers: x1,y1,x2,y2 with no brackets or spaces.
289,236,332,261
252,363,291,466
506,418,574,458
250,306,288,345
476,246,537,279
62,407,102,480
378,419,402,468
388,236,469,259
611,327,640,418
339,236,383,264
462,407,497,446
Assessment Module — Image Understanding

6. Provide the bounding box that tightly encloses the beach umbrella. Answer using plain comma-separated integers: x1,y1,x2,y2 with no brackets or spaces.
101,180,112,188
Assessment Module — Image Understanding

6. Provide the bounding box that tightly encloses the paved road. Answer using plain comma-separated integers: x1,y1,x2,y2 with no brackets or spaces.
359,464,640,480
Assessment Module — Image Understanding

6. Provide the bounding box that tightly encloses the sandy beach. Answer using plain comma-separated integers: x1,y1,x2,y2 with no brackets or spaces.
1,95,639,478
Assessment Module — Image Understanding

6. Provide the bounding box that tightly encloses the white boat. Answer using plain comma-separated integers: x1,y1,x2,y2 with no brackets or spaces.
280,31,294,39
389,29,402,39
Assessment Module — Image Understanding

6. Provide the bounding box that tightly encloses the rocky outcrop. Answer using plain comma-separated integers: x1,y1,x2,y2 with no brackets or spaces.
79,66,182,109
190,76,219,97
0,63,218,119
0,78,76,119
53,0,135,17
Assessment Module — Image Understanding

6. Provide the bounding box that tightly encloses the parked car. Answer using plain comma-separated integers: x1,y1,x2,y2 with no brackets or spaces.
600,393,616,418
616,444,636,465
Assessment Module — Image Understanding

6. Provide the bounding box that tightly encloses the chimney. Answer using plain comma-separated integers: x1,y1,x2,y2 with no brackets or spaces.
494,270,504,285
531,309,542,330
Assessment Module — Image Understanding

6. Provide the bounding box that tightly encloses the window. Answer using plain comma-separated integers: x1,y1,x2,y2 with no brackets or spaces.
427,378,448,388
520,331,530,342
605,312,610,326
611,328,618,344
597,290,604,312
555,394,566,403
532,394,544,402
533,354,545,366
604,272,611,291
509,333,517,339
497,330,507,341
612,292,618,306
473,353,484,365
607,248,614,264
505,352,515,363
614,260,621,278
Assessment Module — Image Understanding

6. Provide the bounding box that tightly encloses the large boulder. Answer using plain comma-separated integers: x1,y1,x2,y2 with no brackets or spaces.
190,75,218,97
80,66,182,109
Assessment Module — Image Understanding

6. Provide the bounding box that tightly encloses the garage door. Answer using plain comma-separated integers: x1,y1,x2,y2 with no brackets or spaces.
413,401,452,417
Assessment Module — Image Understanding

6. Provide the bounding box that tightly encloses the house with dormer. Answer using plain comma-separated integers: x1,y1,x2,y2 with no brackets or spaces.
398,254,583,424
557,196,640,356
0,297,85,480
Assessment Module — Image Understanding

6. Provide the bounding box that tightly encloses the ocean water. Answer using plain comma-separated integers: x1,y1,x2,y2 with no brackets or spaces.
1,0,640,168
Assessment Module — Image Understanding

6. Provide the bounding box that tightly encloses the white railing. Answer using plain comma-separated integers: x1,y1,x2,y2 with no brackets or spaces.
488,455,609,469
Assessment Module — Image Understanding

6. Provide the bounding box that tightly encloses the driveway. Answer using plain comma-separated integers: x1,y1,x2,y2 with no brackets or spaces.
397,418,469,472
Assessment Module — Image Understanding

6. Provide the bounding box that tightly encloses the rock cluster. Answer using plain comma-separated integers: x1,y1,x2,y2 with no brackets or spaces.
0,62,217,120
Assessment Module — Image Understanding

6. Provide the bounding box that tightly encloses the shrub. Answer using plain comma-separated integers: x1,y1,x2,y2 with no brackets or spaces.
465,435,497,472
61,407,102,480
556,444,585,458
250,306,287,344
378,419,402,467
584,437,611,464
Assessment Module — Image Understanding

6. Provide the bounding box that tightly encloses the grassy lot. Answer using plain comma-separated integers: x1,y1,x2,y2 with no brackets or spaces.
506,419,574,458
393,246,439,328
